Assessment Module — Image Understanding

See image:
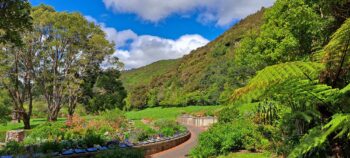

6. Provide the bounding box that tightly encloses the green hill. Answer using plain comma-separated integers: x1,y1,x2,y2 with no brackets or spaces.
124,8,266,108
121,59,180,90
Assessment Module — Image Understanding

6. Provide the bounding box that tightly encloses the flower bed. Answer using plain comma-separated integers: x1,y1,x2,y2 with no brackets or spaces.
0,130,190,158
0,111,190,158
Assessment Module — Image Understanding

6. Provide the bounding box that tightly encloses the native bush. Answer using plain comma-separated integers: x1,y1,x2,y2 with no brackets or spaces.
83,129,106,148
39,141,63,153
25,122,66,142
191,120,268,158
217,107,240,123
0,141,26,155
153,119,186,136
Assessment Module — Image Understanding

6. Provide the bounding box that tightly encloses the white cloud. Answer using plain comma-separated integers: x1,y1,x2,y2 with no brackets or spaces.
85,16,138,48
116,34,209,69
102,0,275,26
85,16,209,69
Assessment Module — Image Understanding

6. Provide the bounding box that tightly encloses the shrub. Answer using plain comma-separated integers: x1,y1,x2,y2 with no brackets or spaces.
135,129,155,141
190,120,268,158
153,119,185,136
83,130,106,148
25,122,66,142
99,109,127,129
0,141,25,155
39,141,63,153
0,131,7,142
218,107,240,123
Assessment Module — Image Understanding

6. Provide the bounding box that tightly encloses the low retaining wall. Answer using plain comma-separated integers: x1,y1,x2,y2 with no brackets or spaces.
134,131,191,156
1,130,191,158
58,132,191,157
178,115,217,127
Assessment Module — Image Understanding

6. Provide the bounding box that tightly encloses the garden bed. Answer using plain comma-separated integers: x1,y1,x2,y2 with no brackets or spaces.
0,130,190,158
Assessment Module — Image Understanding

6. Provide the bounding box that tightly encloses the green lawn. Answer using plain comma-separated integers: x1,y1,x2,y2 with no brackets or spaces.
125,106,223,121
0,105,222,142
0,118,66,142
0,118,66,131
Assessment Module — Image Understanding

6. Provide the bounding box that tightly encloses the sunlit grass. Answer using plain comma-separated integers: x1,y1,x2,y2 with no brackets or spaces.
125,105,223,121
0,118,66,142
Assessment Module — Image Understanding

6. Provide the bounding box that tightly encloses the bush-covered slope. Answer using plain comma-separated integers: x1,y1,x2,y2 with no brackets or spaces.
125,8,266,108
120,59,180,90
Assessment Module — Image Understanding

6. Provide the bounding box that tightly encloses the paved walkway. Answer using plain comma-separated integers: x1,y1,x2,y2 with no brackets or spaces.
150,125,205,158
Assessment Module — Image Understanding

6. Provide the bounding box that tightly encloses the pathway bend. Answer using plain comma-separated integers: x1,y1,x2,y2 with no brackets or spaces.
150,125,205,158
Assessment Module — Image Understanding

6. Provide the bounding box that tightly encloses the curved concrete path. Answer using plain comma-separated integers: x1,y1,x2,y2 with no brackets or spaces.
150,125,205,158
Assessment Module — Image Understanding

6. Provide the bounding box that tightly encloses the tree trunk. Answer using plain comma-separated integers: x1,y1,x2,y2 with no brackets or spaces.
48,105,60,122
22,113,31,129
67,114,74,126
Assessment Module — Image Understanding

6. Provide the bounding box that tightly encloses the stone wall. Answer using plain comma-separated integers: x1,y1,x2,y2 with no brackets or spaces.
55,132,191,158
5,130,25,143
177,115,217,127
134,132,191,156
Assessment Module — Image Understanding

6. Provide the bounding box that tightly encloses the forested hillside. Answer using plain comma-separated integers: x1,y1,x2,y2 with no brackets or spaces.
191,0,350,157
124,9,266,108
121,59,179,90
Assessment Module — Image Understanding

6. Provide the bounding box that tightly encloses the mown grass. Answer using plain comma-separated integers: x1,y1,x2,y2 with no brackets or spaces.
0,118,66,131
0,118,66,142
125,106,223,121
0,105,222,142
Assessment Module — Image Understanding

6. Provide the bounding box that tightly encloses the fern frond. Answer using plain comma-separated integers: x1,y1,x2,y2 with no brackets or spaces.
265,79,339,104
289,114,350,158
231,62,324,103
340,83,350,94
320,18,350,88
288,126,327,158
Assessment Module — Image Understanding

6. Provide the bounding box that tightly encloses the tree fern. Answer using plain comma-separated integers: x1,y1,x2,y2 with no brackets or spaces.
340,83,350,94
288,114,350,158
231,62,324,103
320,18,350,88
264,79,339,104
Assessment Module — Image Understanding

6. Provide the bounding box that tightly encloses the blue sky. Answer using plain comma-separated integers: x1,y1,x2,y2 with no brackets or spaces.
29,0,275,69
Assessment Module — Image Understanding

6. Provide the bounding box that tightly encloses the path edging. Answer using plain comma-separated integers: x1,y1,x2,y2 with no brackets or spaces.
134,131,191,156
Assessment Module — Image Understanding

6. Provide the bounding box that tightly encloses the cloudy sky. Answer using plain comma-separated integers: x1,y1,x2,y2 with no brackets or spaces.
30,0,275,69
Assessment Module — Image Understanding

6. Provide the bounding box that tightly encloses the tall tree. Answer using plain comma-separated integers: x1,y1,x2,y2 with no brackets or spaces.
0,0,32,45
86,69,127,113
0,43,36,129
320,18,350,88
0,90,11,124
235,0,329,70
28,6,115,121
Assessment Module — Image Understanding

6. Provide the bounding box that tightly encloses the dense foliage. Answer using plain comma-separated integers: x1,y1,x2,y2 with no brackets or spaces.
1,0,350,157
0,90,11,124
0,0,32,45
120,9,266,108
192,0,350,157
86,69,127,113
191,120,268,157
0,4,126,129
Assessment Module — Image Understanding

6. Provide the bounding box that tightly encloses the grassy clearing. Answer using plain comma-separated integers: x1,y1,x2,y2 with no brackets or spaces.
0,118,66,132
125,106,223,121
0,118,66,142
0,105,222,141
